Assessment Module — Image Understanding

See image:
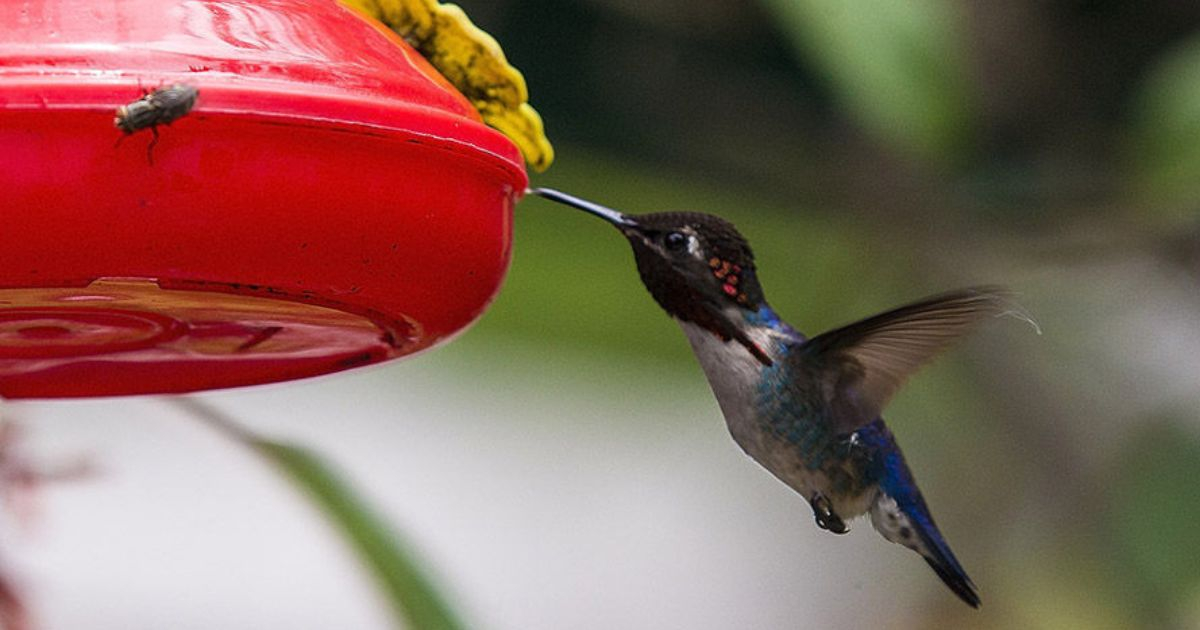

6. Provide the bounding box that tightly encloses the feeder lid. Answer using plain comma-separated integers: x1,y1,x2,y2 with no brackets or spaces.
0,0,527,399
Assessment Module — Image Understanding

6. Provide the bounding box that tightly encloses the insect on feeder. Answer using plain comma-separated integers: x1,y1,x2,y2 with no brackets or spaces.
0,0,528,398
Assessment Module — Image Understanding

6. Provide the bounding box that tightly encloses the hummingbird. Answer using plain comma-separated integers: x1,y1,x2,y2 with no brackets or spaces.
528,187,1010,608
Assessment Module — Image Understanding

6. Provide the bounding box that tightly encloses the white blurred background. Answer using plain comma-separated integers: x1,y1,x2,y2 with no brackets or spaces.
4,334,943,630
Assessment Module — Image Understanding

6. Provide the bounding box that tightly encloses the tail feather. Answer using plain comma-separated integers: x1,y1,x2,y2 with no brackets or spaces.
858,421,981,608
921,546,981,608
870,487,981,608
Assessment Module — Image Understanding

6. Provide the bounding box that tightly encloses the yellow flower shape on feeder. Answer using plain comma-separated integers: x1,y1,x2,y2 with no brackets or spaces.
340,0,555,172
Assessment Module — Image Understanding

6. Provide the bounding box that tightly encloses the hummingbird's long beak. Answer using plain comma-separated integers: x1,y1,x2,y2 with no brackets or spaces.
527,188,638,228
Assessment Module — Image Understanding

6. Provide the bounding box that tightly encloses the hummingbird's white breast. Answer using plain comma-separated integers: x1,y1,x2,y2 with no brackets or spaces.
678,319,818,489
677,316,876,521
678,318,779,445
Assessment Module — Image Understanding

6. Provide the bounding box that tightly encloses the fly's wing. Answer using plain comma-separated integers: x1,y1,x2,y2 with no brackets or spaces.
115,100,159,133
801,287,1009,434
147,84,199,126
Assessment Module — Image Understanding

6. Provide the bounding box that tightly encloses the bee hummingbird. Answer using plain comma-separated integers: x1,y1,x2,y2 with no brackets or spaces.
529,187,1010,608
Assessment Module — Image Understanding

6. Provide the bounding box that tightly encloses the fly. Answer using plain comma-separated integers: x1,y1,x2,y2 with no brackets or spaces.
114,83,199,164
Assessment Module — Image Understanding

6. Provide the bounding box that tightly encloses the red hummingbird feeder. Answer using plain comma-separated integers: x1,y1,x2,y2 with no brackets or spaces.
0,0,527,398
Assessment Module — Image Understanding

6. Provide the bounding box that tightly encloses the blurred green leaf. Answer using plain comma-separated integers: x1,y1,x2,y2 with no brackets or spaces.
254,442,465,630
178,400,465,630
1005,542,1141,630
1108,417,1200,612
1130,35,1200,209
757,0,973,162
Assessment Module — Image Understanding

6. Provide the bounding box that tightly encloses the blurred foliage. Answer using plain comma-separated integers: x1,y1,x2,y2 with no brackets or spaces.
759,0,973,162
1005,546,1141,630
1107,417,1200,616
446,1,1200,627
442,2,1200,626
176,400,466,630
1131,34,1200,210
443,1,1200,627
465,0,1200,218
252,442,466,630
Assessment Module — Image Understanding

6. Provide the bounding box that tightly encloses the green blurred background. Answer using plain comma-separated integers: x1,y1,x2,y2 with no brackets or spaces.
463,0,1200,627
11,1,1200,629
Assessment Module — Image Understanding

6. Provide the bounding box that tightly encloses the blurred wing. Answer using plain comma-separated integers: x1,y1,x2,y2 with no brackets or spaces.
802,287,1008,433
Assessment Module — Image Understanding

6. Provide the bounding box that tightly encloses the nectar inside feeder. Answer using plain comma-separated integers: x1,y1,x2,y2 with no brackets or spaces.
0,0,527,399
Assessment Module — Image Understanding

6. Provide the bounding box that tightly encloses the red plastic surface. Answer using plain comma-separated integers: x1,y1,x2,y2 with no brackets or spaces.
0,0,527,398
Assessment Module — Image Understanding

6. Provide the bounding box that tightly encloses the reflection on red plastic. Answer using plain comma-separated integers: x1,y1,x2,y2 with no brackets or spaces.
0,0,527,398
0,279,412,397
0,305,187,359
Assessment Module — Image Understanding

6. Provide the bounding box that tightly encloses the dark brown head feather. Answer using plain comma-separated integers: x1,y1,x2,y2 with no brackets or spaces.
624,212,764,310
526,189,772,364
620,212,771,364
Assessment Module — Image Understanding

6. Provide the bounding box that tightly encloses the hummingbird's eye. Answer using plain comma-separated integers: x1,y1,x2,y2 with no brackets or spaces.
664,231,688,252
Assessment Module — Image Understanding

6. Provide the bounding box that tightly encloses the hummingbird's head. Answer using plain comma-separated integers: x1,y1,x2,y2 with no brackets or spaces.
529,188,772,363
618,211,765,314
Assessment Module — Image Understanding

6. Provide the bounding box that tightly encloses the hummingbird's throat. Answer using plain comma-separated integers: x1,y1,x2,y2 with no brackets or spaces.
685,311,772,367
729,329,772,366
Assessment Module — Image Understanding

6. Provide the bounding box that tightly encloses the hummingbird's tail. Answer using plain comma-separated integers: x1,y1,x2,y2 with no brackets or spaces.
858,421,981,608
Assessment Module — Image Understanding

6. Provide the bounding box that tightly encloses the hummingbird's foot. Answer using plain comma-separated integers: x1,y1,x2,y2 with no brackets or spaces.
810,493,848,534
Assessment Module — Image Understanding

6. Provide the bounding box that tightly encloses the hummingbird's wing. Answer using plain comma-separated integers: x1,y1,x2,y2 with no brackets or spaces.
801,287,1009,434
